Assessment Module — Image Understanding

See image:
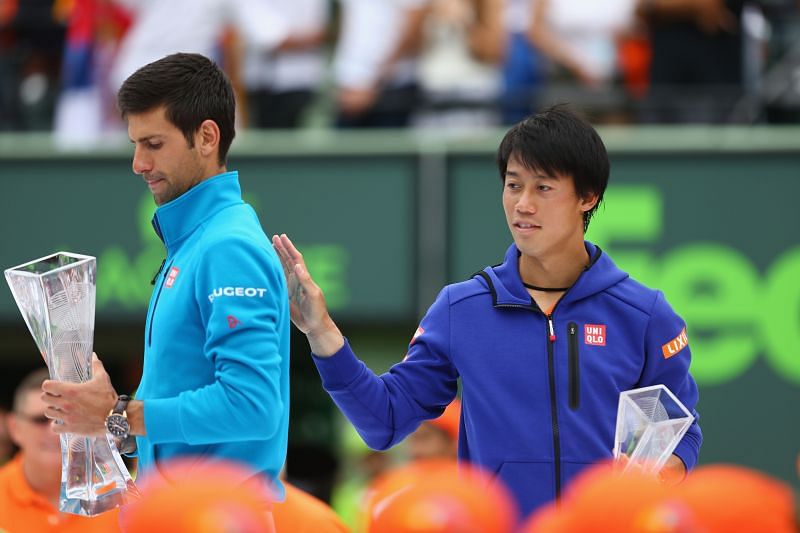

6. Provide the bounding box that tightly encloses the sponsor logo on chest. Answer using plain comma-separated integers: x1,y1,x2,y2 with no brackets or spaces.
584,324,606,346
208,287,267,303
165,267,180,288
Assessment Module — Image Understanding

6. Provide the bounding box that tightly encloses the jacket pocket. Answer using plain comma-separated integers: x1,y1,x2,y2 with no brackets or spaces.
568,322,580,410
494,461,555,517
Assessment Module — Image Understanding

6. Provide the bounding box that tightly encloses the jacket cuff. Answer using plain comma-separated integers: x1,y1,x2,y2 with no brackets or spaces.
144,397,187,444
312,338,364,391
672,438,698,471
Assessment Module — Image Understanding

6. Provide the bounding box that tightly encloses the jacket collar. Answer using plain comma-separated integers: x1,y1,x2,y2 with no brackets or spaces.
151,171,243,250
478,242,627,308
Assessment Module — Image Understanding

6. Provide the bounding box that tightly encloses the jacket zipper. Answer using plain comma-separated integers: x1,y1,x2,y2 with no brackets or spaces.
147,259,173,347
545,313,562,499
496,303,564,500
568,322,580,410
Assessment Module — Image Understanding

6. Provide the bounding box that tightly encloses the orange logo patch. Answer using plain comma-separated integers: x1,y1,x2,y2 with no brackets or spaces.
661,328,688,359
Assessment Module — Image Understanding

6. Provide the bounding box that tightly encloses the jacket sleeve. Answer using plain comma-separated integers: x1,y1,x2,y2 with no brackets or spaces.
312,287,459,450
144,237,288,445
638,291,703,470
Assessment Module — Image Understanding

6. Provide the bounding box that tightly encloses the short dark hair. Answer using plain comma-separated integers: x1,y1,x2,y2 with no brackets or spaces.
497,105,610,232
118,53,235,166
13,368,49,413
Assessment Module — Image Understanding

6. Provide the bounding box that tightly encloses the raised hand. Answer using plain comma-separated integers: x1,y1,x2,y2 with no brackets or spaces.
272,234,344,356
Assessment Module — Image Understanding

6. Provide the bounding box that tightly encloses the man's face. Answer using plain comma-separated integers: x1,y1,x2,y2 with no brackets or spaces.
128,106,206,206
502,154,595,259
8,390,60,466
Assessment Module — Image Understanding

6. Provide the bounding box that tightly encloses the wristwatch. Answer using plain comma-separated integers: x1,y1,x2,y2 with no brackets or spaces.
105,395,131,439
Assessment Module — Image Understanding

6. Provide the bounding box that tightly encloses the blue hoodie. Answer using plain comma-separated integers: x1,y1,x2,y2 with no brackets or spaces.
135,171,290,495
313,242,701,516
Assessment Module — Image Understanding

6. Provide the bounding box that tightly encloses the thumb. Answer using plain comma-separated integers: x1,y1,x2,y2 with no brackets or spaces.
91,353,106,378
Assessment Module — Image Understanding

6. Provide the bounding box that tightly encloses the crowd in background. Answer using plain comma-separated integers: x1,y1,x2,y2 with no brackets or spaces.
1,0,800,142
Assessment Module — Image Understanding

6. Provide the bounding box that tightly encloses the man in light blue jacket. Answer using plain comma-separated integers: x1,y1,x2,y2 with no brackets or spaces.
41,53,290,498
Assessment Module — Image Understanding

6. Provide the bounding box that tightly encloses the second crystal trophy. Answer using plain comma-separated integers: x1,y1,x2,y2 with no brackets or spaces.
612,384,694,475
4,252,139,516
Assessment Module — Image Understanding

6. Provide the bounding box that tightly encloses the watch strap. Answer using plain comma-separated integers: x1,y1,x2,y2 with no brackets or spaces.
112,394,132,416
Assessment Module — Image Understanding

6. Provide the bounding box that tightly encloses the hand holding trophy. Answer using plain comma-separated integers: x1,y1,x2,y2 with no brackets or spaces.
5,252,139,515
613,384,694,476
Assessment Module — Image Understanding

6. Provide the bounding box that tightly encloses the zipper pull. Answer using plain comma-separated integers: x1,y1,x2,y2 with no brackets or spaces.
548,315,556,342
150,258,166,285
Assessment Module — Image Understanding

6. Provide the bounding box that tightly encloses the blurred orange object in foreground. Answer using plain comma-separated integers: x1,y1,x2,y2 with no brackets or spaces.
122,459,275,533
365,459,518,533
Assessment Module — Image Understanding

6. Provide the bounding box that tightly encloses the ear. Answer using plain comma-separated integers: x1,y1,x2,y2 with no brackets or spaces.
6,413,21,446
579,193,599,213
195,119,221,160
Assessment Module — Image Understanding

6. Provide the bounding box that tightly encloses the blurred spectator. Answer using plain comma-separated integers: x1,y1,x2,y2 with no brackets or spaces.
333,0,431,128
406,397,460,461
638,0,752,123
122,459,276,533
273,481,350,532
330,422,396,531
0,406,16,465
530,0,638,121
413,0,504,129
109,0,289,92
364,459,519,533
242,0,329,129
0,0,66,130
501,0,544,124
0,367,120,532
53,0,131,148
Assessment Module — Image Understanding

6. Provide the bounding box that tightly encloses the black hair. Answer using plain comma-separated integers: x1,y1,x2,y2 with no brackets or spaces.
497,105,610,232
118,53,235,166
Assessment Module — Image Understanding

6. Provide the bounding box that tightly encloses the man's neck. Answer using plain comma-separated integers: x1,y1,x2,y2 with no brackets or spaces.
519,240,589,289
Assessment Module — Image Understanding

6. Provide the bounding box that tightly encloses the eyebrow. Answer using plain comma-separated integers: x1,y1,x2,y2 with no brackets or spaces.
130,135,164,144
505,169,558,180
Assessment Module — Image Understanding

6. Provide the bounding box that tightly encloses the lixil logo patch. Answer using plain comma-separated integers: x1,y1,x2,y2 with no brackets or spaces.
662,328,689,359
585,324,606,346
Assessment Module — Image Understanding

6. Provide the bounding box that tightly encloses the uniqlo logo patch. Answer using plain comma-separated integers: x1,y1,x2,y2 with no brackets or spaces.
584,324,606,346
662,328,688,359
165,267,180,288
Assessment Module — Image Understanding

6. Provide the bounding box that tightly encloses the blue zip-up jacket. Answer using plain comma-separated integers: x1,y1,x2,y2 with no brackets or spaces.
313,242,701,516
136,171,290,494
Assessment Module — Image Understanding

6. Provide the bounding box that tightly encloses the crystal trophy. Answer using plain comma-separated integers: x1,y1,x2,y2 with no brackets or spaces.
5,252,139,515
612,384,694,475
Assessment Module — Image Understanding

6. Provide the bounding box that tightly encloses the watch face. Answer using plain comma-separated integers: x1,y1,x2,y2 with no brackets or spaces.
106,414,130,438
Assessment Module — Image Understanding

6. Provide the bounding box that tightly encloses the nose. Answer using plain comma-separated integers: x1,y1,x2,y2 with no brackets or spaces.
515,189,537,214
132,145,152,175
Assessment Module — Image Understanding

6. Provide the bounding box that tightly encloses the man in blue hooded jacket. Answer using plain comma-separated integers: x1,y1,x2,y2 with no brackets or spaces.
41,53,290,498
273,106,702,517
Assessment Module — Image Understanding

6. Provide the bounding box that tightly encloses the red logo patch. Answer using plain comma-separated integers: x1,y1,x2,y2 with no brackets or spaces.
227,315,241,329
584,324,606,346
409,326,425,345
165,267,180,288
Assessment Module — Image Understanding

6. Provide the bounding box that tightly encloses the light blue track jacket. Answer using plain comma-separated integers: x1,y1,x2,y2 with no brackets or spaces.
135,171,290,494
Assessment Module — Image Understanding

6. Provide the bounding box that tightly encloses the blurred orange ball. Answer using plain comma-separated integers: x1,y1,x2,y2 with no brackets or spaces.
672,464,796,533
365,459,518,533
122,460,275,533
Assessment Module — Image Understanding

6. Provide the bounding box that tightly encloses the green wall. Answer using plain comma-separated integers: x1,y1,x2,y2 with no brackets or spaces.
1,128,798,485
